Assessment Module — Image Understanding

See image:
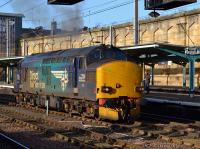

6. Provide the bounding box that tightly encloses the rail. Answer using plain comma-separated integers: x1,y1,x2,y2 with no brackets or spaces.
0,132,29,149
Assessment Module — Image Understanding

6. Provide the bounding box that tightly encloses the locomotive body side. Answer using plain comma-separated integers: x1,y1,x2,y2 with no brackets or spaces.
15,45,142,121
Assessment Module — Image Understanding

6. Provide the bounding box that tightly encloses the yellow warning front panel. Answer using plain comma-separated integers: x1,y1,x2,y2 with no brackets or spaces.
99,107,119,121
96,61,142,99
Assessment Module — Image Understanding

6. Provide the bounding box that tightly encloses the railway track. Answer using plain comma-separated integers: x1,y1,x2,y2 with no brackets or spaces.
0,104,142,149
0,104,199,148
0,93,199,148
140,112,195,123
0,132,29,149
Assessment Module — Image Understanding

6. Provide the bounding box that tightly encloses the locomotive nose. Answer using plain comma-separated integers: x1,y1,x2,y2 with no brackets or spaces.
96,61,142,99
96,61,142,121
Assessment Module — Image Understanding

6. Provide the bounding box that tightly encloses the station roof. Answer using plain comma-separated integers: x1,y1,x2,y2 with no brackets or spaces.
120,43,200,65
0,12,24,18
0,56,24,66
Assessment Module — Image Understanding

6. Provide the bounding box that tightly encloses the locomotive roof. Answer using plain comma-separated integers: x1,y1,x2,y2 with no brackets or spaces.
21,45,105,64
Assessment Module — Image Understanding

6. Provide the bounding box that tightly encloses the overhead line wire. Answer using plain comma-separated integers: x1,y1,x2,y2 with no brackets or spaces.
24,0,134,29
22,0,134,36
53,0,121,18
21,0,46,13
47,0,134,29
0,0,13,8
84,1,133,17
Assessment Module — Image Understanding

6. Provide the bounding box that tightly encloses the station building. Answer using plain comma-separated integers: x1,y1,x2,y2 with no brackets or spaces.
0,12,24,84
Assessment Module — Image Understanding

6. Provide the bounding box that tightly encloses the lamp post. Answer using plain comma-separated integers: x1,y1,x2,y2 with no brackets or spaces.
6,19,15,58
6,19,15,84
6,19,9,58
134,0,139,45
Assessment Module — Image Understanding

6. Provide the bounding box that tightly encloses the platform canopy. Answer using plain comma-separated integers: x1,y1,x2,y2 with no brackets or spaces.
120,43,200,65
120,42,200,94
0,56,24,66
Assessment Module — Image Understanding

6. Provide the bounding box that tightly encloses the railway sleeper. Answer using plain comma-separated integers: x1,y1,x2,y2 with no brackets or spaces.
187,132,200,138
181,138,200,147
146,130,169,138
62,129,92,147
167,131,186,137
159,135,172,142
95,143,125,149
0,106,135,148
170,137,184,145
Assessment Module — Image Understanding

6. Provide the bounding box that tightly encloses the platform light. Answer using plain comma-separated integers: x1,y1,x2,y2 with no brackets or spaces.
149,11,160,18
168,61,172,66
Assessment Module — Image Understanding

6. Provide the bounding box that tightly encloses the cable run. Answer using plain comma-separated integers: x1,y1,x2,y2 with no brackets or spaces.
22,0,46,13
83,1,133,17
53,0,121,18
52,0,133,29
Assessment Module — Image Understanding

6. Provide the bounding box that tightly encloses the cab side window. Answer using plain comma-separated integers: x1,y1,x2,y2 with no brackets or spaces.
79,57,85,69
87,49,101,65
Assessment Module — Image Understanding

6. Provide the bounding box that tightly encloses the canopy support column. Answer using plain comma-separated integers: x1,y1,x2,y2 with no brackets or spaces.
6,65,10,84
142,62,145,80
3,67,6,82
189,59,195,97
10,66,14,84
182,64,186,89
151,64,154,85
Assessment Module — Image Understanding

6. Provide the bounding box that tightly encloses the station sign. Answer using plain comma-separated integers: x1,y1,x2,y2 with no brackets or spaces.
145,0,197,10
185,47,200,55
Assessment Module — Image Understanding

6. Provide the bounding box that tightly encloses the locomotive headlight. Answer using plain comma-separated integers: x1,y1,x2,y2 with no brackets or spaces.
101,86,113,93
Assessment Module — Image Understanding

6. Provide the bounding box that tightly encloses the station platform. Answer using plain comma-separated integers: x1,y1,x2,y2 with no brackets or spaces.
0,84,14,89
0,83,14,96
143,86,200,107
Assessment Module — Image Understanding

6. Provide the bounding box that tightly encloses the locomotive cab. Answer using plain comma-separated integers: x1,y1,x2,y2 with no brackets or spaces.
96,61,142,121
86,46,142,121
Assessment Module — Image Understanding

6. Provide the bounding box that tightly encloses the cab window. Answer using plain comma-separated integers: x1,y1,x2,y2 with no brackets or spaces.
87,48,127,65
79,57,85,69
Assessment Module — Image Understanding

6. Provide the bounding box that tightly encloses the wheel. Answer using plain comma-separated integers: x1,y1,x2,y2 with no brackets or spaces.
121,110,128,121
95,115,101,121
121,99,131,122
94,109,101,121
69,112,73,117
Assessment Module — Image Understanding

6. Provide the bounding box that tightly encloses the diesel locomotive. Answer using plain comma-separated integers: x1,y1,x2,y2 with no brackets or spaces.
14,45,142,121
